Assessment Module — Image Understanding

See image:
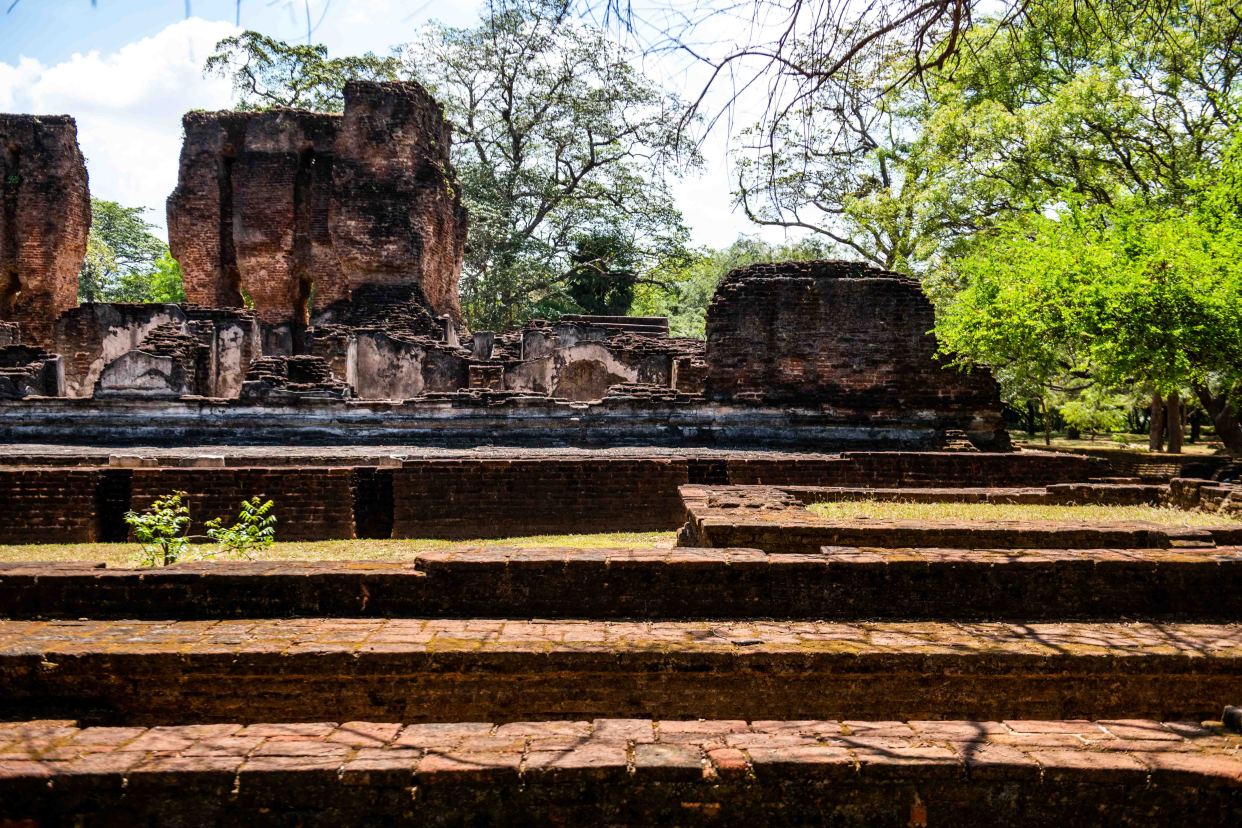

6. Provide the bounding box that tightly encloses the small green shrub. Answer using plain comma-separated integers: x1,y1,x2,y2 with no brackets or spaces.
124,492,277,567
124,492,191,567
204,496,277,560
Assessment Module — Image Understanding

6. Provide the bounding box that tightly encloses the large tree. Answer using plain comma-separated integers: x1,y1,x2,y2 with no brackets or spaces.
206,2,696,330
205,31,401,113
78,199,183,304
404,0,695,329
926,0,1242,448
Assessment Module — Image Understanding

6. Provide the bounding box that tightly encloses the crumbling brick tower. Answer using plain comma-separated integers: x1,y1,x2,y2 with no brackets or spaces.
0,115,90,346
167,81,467,332
704,260,1011,450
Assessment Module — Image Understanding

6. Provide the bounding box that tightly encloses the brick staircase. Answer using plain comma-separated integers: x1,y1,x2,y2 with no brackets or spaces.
2,500,1241,823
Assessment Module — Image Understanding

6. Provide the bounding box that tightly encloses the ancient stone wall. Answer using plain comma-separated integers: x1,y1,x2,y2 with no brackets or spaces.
392,458,690,538
167,82,465,329
331,82,466,323
129,467,356,541
0,468,100,543
0,115,90,346
0,345,62,398
704,261,1008,449
0,451,1106,543
52,304,260,399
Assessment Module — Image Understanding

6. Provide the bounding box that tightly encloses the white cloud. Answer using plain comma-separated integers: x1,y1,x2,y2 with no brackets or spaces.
0,11,784,250
1,18,240,234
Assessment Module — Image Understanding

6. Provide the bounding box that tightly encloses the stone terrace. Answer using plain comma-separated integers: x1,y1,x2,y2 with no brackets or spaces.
3,718,1240,826
3,548,1242,621
3,481,1242,822
678,484,1242,551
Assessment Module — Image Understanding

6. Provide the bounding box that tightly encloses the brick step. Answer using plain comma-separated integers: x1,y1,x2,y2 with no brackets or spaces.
2,718,1238,825
3,547,1242,621
1,620,1239,725
679,484,1242,552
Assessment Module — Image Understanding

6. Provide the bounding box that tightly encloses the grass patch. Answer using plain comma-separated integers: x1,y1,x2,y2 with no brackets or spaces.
0,531,675,567
806,500,1242,526
1014,436,1222,455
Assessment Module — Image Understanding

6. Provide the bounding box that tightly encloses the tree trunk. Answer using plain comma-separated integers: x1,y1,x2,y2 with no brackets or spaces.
1025,400,1038,438
1195,385,1242,458
1166,392,1183,454
1190,410,1202,444
1041,396,1051,446
1149,392,1165,453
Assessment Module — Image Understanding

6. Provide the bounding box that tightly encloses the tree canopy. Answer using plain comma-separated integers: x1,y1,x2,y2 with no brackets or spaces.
79,199,184,304
205,31,401,113
204,1,696,331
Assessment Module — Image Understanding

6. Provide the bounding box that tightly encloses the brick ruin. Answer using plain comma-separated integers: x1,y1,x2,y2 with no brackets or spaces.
0,83,1010,453
168,81,467,330
705,260,1009,448
6,74,1242,828
0,115,90,346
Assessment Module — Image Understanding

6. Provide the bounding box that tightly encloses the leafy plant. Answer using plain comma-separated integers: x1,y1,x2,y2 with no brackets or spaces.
124,492,191,567
204,497,277,560
124,492,277,567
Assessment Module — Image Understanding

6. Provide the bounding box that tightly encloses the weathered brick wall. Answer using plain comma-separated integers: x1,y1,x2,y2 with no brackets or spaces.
0,452,1105,545
393,458,690,538
0,115,90,346
0,468,99,543
332,81,466,323
130,467,355,541
4,549,1238,621
167,82,465,327
704,261,1008,449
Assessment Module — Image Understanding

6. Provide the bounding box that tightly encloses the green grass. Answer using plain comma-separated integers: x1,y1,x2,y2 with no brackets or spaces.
1015,436,1222,455
806,500,1242,526
0,532,676,567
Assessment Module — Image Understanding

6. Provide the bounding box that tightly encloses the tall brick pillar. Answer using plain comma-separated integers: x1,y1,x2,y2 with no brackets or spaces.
0,115,90,345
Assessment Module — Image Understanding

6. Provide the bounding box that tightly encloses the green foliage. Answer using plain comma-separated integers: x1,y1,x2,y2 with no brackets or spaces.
936,189,1242,450
926,0,1241,213
204,31,401,113
565,233,641,316
79,199,178,303
1056,386,1129,438
204,497,277,561
145,253,188,303
124,492,278,567
631,236,836,338
124,492,191,567
405,0,696,330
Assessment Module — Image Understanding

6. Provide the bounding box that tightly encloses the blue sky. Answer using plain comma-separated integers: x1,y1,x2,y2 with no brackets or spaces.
0,0,782,247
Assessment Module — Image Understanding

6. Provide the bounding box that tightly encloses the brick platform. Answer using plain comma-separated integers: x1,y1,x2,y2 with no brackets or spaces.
0,450,1106,543
679,485,1242,552
3,547,1242,621
1,619,1239,724
1,718,1238,825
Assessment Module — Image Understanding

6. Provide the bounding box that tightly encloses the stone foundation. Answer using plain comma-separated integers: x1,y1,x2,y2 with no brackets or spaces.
705,261,1009,449
4,547,1241,621
2,718,1238,827
167,82,466,327
0,450,1103,543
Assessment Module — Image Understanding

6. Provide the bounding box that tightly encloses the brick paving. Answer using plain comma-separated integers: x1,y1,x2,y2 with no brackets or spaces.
2,717,1238,783
2,619,1240,725
2,618,1240,657
4,548,1241,621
